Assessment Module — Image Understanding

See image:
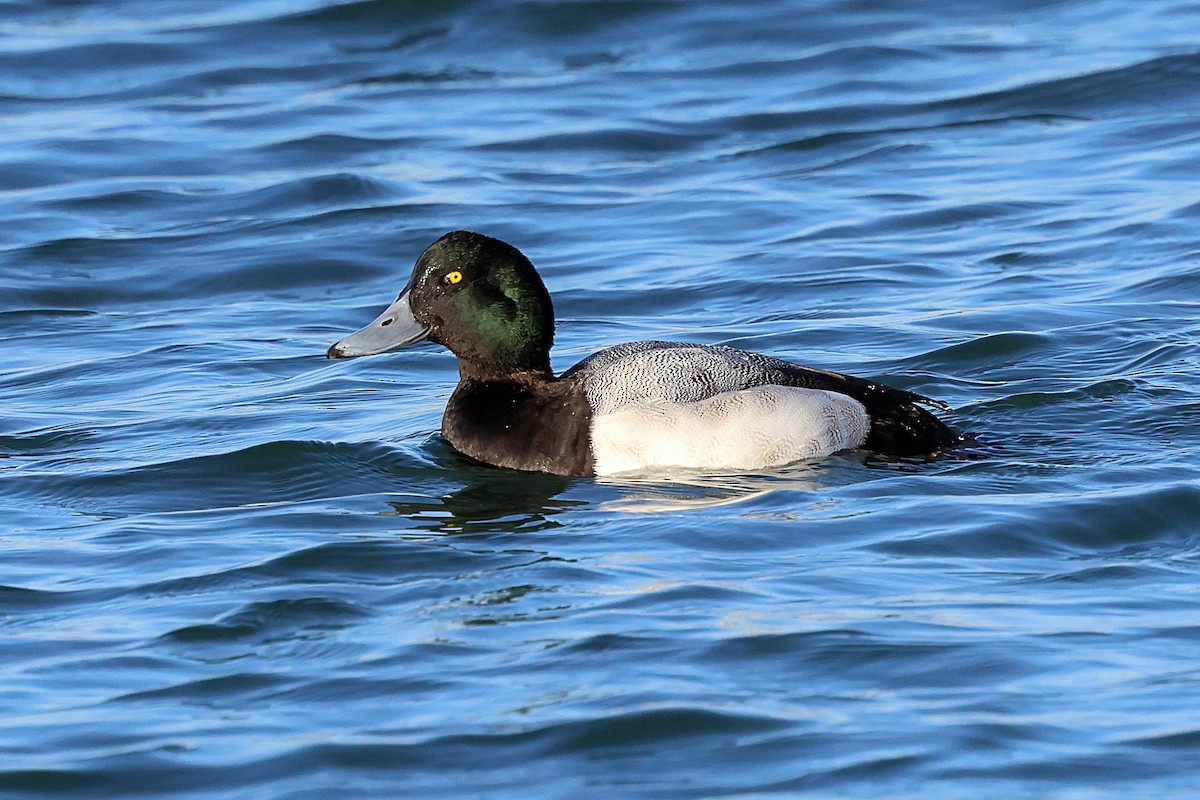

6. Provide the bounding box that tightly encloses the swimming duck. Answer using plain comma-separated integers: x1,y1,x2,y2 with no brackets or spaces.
328,231,962,476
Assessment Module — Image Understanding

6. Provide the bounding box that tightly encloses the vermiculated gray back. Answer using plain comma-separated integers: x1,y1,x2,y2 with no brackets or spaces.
566,340,841,415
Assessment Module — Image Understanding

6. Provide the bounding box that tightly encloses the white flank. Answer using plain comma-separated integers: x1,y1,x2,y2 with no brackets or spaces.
590,386,871,476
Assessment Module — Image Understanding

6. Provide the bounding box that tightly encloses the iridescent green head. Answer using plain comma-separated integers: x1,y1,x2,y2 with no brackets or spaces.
328,231,555,378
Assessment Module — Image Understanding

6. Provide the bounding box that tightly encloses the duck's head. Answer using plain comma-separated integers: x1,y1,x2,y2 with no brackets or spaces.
327,231,555,378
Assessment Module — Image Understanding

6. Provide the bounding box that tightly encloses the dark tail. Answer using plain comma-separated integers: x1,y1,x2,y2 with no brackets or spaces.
841,380,964,456
863,400,964,456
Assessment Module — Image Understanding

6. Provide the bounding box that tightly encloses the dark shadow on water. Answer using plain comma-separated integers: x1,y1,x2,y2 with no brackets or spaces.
861,432,996,470
385,463,581,536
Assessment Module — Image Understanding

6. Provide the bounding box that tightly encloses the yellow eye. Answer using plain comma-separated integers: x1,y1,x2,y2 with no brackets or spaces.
446,271,463,285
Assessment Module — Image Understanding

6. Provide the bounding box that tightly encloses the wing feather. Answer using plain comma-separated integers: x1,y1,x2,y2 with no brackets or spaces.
566,341,960,455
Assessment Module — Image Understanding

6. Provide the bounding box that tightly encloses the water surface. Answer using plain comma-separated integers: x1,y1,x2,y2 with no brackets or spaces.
3,1,1200,797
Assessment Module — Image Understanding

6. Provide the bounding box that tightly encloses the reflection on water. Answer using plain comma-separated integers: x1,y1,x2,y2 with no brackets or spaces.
386,467,578,534
596,460,840,512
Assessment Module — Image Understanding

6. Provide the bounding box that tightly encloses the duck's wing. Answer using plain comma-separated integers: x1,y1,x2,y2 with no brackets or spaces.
564,340,961,456
752,356,963,456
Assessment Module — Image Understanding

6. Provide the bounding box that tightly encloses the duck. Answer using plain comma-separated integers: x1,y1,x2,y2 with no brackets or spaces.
327,230,963,477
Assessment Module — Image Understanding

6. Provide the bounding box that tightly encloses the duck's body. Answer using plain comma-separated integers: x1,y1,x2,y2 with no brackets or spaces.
328,231,962,477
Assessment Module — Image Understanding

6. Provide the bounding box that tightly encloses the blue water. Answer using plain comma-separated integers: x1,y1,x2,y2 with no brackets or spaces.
4,1,1200,797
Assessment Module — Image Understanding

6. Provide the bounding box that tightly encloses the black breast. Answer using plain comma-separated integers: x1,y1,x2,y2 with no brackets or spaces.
441,377,594,477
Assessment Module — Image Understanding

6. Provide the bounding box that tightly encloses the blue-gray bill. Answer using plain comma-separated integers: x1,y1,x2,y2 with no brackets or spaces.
327,288,429,358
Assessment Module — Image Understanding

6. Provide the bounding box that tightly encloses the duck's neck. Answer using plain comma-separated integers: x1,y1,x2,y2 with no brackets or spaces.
456,356,554,384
